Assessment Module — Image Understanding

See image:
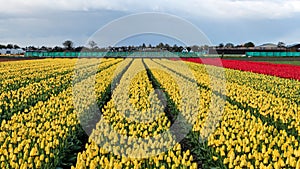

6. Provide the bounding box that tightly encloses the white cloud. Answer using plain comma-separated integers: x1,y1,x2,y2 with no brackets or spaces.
0,0,300,19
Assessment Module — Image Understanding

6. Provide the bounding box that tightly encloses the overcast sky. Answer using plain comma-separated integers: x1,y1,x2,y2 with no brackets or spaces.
0,0,299,47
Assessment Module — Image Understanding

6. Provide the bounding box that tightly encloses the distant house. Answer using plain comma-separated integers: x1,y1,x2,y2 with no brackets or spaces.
287,43,300,52
141,47,155,52
256,43,278,49
0,49,25,55
182,48,188,53
209,42,287,55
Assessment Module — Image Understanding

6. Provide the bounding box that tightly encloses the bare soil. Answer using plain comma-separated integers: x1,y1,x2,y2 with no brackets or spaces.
223,57,300,61
0,57,46,62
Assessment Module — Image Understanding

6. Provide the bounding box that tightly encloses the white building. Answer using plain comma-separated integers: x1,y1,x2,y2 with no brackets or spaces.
0,49,25,55
182,48,188,53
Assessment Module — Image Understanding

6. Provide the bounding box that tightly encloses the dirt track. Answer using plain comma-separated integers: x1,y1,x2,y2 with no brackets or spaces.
1,56,300,62
0,57,45,62
223,57,300,61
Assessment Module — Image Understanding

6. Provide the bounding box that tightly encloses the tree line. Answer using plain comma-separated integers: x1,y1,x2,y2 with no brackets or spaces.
18,40,209,53
0,40,288,53
0,44,21,49
217,41,286,48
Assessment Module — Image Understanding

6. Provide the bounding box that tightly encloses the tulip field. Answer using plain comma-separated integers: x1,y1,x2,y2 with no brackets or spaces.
1,58,300,169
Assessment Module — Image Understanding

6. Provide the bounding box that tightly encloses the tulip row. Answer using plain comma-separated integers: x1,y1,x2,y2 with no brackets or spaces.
0,59,73,81
73,59,197,169
0,87,78,169
0,59,54,73
0,58,125,169
0,60,79,92
161,59,300,136
4,58,115,93
97,59,171,138
157,59,300,168
0,59,121,123
186,62,300,136
74,58,132,134
180,58,300,80
144,59,225,168
186,61,300,103
0,58,112,84
2,57,299,169
208,102,300,169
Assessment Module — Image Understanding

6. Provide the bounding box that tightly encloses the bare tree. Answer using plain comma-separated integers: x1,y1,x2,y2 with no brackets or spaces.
88,40,98,49
191,45,200,52
225,43,234,48
277,42,286,48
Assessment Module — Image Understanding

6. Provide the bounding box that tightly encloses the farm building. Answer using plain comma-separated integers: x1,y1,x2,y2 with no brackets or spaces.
0,49,25,55
256,43,278,49
287,43,300,52
209,43,287,55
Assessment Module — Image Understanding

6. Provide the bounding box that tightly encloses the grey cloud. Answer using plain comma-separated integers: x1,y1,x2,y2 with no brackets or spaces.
0,1,299,46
